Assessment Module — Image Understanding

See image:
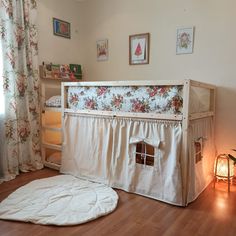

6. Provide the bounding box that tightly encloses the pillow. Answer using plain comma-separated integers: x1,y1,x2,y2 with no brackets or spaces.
45,95,61,107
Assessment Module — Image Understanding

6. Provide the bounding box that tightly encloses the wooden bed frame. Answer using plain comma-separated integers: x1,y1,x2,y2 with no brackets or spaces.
61,79,216,206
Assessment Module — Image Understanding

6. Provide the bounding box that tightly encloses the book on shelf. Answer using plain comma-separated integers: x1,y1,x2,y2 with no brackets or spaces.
42,63,82,80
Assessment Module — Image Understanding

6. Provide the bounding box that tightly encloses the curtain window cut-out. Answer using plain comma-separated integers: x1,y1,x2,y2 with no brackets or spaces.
195,141,202,163
135,142,155,166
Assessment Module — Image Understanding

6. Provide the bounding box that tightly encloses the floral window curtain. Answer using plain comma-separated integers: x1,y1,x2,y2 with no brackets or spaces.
0,0,43,182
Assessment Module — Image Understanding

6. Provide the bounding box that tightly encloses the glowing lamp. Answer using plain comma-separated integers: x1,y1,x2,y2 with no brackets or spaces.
214,154,235,191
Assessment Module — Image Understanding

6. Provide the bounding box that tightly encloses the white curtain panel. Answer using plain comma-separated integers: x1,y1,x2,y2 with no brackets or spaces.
61,114,183,205
187,117,215,203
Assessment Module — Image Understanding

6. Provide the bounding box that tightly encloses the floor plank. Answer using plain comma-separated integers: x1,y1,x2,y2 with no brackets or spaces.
0,168,235,236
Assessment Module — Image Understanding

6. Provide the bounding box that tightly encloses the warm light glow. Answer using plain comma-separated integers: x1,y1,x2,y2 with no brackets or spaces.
215,154,234,179
216,198,227,209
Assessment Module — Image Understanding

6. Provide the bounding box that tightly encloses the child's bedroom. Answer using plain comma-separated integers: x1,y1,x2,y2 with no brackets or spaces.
0,0,236,235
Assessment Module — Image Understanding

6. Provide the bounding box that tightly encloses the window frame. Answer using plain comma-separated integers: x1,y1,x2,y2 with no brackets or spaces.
135,141,155,166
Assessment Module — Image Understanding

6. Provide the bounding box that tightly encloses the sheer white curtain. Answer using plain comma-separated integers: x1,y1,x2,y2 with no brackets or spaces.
0,0,43,182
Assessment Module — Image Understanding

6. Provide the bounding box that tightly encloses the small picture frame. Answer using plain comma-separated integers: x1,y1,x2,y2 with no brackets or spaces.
97,39,109,61
176,27,194,54
129,33,150,65
53,18,71,39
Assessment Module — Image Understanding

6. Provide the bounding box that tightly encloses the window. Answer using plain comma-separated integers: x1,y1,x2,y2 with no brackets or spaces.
195,141,202,163
135,142,155,166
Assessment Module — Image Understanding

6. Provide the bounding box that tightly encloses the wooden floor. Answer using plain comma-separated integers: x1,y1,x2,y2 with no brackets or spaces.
0,169,236,236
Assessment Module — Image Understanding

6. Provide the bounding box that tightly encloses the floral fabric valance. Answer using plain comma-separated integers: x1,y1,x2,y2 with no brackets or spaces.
68,85,183,114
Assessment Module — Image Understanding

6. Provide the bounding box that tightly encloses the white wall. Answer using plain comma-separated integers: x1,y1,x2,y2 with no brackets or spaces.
37,0,86,65
37,0,236,154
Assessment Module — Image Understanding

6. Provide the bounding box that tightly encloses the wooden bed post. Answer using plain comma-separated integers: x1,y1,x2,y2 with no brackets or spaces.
182,79,191,206
61,82,66,157
210,87,217,157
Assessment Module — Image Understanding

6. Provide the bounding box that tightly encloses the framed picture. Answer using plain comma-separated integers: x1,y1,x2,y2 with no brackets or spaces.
53,18,71,39
129,33,150,65
97,39,109,61
176,27,194,54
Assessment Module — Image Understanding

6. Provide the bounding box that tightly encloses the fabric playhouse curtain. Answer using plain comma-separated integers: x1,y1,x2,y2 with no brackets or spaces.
61,114,183,205
0,0,43,182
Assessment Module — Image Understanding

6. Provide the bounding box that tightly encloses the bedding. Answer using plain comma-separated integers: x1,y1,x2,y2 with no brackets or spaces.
68,85,183,114
45,95,61,107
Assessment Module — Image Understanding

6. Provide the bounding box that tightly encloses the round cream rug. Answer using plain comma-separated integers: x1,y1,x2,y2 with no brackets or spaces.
0,175,118,225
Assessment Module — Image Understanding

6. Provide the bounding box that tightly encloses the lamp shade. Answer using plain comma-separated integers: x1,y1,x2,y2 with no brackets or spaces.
215,154,234,179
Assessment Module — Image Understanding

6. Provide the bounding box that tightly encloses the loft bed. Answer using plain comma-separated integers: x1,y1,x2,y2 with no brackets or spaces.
60,80,216,206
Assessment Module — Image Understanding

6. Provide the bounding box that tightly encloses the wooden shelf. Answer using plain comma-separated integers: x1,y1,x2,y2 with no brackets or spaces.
40,64,77,171
41,76,80,82
42,124,61,131
44,161,60,170
42,142,62,151
39,65,82,82
43,107,61,112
